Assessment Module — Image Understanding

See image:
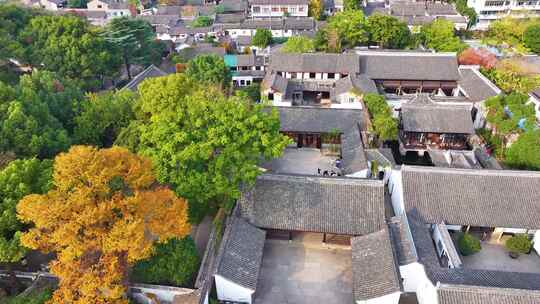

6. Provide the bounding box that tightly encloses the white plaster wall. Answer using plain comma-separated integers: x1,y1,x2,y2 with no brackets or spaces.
356,292,401,304
400,262,438,304
331,102,363,109
388,169,405,216
345,169,369,179
215,275,254,304
128,284,197,304
40,0,59,10
534,231,540,255
335,92,362,107
88,0,107,9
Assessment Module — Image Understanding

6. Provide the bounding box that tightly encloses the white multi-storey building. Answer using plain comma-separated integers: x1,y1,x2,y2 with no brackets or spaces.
468,0,540,29
249,0,309,17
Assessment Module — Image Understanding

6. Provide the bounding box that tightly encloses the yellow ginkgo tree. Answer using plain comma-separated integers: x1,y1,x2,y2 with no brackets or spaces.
17,145,191,304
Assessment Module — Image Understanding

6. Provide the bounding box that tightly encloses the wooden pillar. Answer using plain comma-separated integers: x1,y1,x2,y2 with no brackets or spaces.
323,233,326,244
288,231,292,242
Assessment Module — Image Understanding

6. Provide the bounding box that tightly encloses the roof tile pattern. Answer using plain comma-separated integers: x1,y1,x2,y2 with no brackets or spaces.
402,166,540,229
239,174,385,235
351,228,401,300
215,217,266,290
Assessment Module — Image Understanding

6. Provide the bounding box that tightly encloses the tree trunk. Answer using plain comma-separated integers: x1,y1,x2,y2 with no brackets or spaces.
7,263,23,296
124,49,132,80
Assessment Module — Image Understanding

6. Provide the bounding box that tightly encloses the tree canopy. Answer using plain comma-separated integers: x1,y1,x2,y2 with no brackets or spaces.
17,146,191,304
420,19,466,52
0,71,83,158
74,90,136,148
185,54,231,88
21,15,120,90
0,158,52,265
282,36,315,53
343,0,359,11
252,29,272,48
104,17,163,80
191,16,213,27
120,74,290,222
363,93,398,142
131,237,199,287
367,13,411,48
505,129,540,171
308,0,323,20
524,23,540,55
322,10,369,51
0,5,39,63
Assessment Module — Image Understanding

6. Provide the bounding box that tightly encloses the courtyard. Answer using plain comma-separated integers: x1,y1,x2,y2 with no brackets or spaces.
254,239,353,304
460,239,540,274
261,147,339,176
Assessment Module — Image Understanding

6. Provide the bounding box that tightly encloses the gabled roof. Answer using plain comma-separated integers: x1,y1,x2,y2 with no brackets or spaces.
270,53,360,74
239,174,386,235
438,284,540,304
402,166,540,229
333,74,378,96
275,106,366,133
358,51,460,81
400,94,474,134
262,73,288,93
458,66,501,102
340,124,368,174
123,65,167,91
215,217,266,291
351,228,401,301
388,215,417,265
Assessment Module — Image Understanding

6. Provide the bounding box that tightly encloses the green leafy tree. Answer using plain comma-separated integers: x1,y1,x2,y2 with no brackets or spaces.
74,90,136,147
363,93,398,142
104,17,164,80
185,54,231,88
191,16,213,28
420,19,466,52
505,234,532,255
451,0,477,28
236,83,261,103
4,288,52,304
308,0,323,20
20,15,120,91
0,71,80,158
484,93,535,136
131,237,199,286
457,233,481,256
505,129,540,170
282,36,316,53
343,0,359,11
524,23,540,54
324,10,369,50
67,0,88,8
126,74,290,222
252,29,273,48
0,158,52,295
367,13,411,48
0,5,39,63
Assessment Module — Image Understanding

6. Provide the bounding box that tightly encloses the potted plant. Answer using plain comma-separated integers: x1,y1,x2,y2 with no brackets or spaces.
505,234,532,259
457,233,481,256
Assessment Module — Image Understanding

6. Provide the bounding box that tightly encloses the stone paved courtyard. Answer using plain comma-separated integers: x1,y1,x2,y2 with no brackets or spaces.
254,240,353,304
460,242,540,274
262,148,339,176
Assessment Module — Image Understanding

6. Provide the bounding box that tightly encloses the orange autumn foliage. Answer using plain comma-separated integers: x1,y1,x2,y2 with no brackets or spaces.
17,146,191,304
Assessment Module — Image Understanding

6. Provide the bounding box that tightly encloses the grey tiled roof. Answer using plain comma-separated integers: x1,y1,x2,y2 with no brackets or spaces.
388,215,417,265
215,217,266,290
333,74,378,96
365,148,396,167
351,228,401,301
123,65,167,91
458,66,500,102
239,174,386,235
214,13,245,24
250,0,308,4
400,94,474,134
283,18,316,30
340,124,368,174
429,150,481,169
236,54,264,66
270,53,360,74
438,284,540,304
426,2,458,15
402,165,540,229
407,210,540,293
275,106,366,133
262,73,288,92
359,51,460,81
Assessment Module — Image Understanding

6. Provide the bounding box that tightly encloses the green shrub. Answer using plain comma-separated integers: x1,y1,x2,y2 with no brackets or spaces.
505,234,532,254
131,237,200,287
457,233,481,256
4,288,52,304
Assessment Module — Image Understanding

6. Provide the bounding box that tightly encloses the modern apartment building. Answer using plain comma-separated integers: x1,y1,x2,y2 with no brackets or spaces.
468,0,540,29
